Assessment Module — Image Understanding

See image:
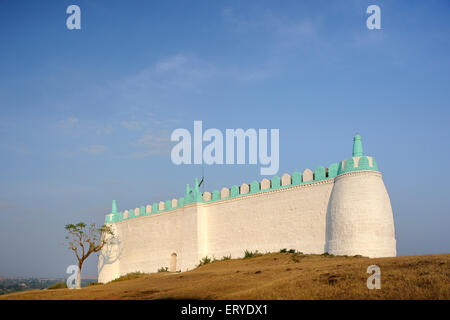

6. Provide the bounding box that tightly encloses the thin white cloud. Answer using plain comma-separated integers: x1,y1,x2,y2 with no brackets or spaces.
223,7,318,36
155,54,189,72
57,117,79,129
120,120,143,131
116,53,273,98
222,7,324,51
54,52,276,161
121,54,217,93
128,130,172,158
96,124,113,135
82,144,107,155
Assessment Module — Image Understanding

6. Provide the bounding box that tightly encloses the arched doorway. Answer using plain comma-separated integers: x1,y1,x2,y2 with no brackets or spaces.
169,253,177,272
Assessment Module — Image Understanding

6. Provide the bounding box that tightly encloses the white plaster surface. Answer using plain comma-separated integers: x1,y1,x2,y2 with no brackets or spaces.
98,170,396,283
326,171,396,257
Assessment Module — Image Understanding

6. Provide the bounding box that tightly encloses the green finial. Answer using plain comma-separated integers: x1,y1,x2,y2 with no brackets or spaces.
112,200,117,214
195,177,203,202
352,133,363,157
194,178,199,191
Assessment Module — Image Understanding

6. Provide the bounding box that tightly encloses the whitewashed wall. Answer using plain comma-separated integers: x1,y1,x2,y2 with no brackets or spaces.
98,170,396,283
204,180,334,260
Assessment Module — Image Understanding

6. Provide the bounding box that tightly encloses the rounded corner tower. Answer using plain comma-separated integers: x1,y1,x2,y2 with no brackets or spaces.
326,134,397,258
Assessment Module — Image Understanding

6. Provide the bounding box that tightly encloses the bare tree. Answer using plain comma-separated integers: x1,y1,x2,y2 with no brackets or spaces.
64,222,114,289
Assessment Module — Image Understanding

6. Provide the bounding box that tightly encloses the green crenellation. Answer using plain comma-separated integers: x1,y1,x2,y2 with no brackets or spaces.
105,158,380,223
105,134,381,223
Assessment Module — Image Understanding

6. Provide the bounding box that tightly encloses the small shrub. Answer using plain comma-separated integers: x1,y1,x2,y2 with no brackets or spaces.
157,267,169,272
198,256,212,266
279,248,287,253
222,255,231,260
47,281,67,290
244,250,262,259
290,250,304,263
288,249,296,254
88,281,101,286
112,272,146,282
322,252,335,257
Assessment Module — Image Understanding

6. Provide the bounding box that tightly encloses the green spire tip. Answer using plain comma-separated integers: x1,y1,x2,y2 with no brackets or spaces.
112,200,117,214
352,133,363,157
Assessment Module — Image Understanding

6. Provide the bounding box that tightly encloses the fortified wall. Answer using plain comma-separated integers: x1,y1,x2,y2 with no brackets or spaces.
98,134,397,283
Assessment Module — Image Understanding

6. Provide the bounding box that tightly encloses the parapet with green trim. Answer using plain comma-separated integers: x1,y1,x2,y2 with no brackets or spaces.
104,134,380,223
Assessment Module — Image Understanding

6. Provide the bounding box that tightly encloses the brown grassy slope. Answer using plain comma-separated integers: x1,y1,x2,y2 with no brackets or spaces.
1,253,449,300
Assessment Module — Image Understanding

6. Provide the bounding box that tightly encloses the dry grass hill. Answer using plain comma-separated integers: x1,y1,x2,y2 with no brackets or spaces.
1,252,448,300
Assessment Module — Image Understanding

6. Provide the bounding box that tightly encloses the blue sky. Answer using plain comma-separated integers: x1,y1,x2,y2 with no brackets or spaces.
0,0,449,278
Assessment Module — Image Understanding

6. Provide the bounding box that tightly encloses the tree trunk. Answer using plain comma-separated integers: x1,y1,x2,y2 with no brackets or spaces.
76,264,82,289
